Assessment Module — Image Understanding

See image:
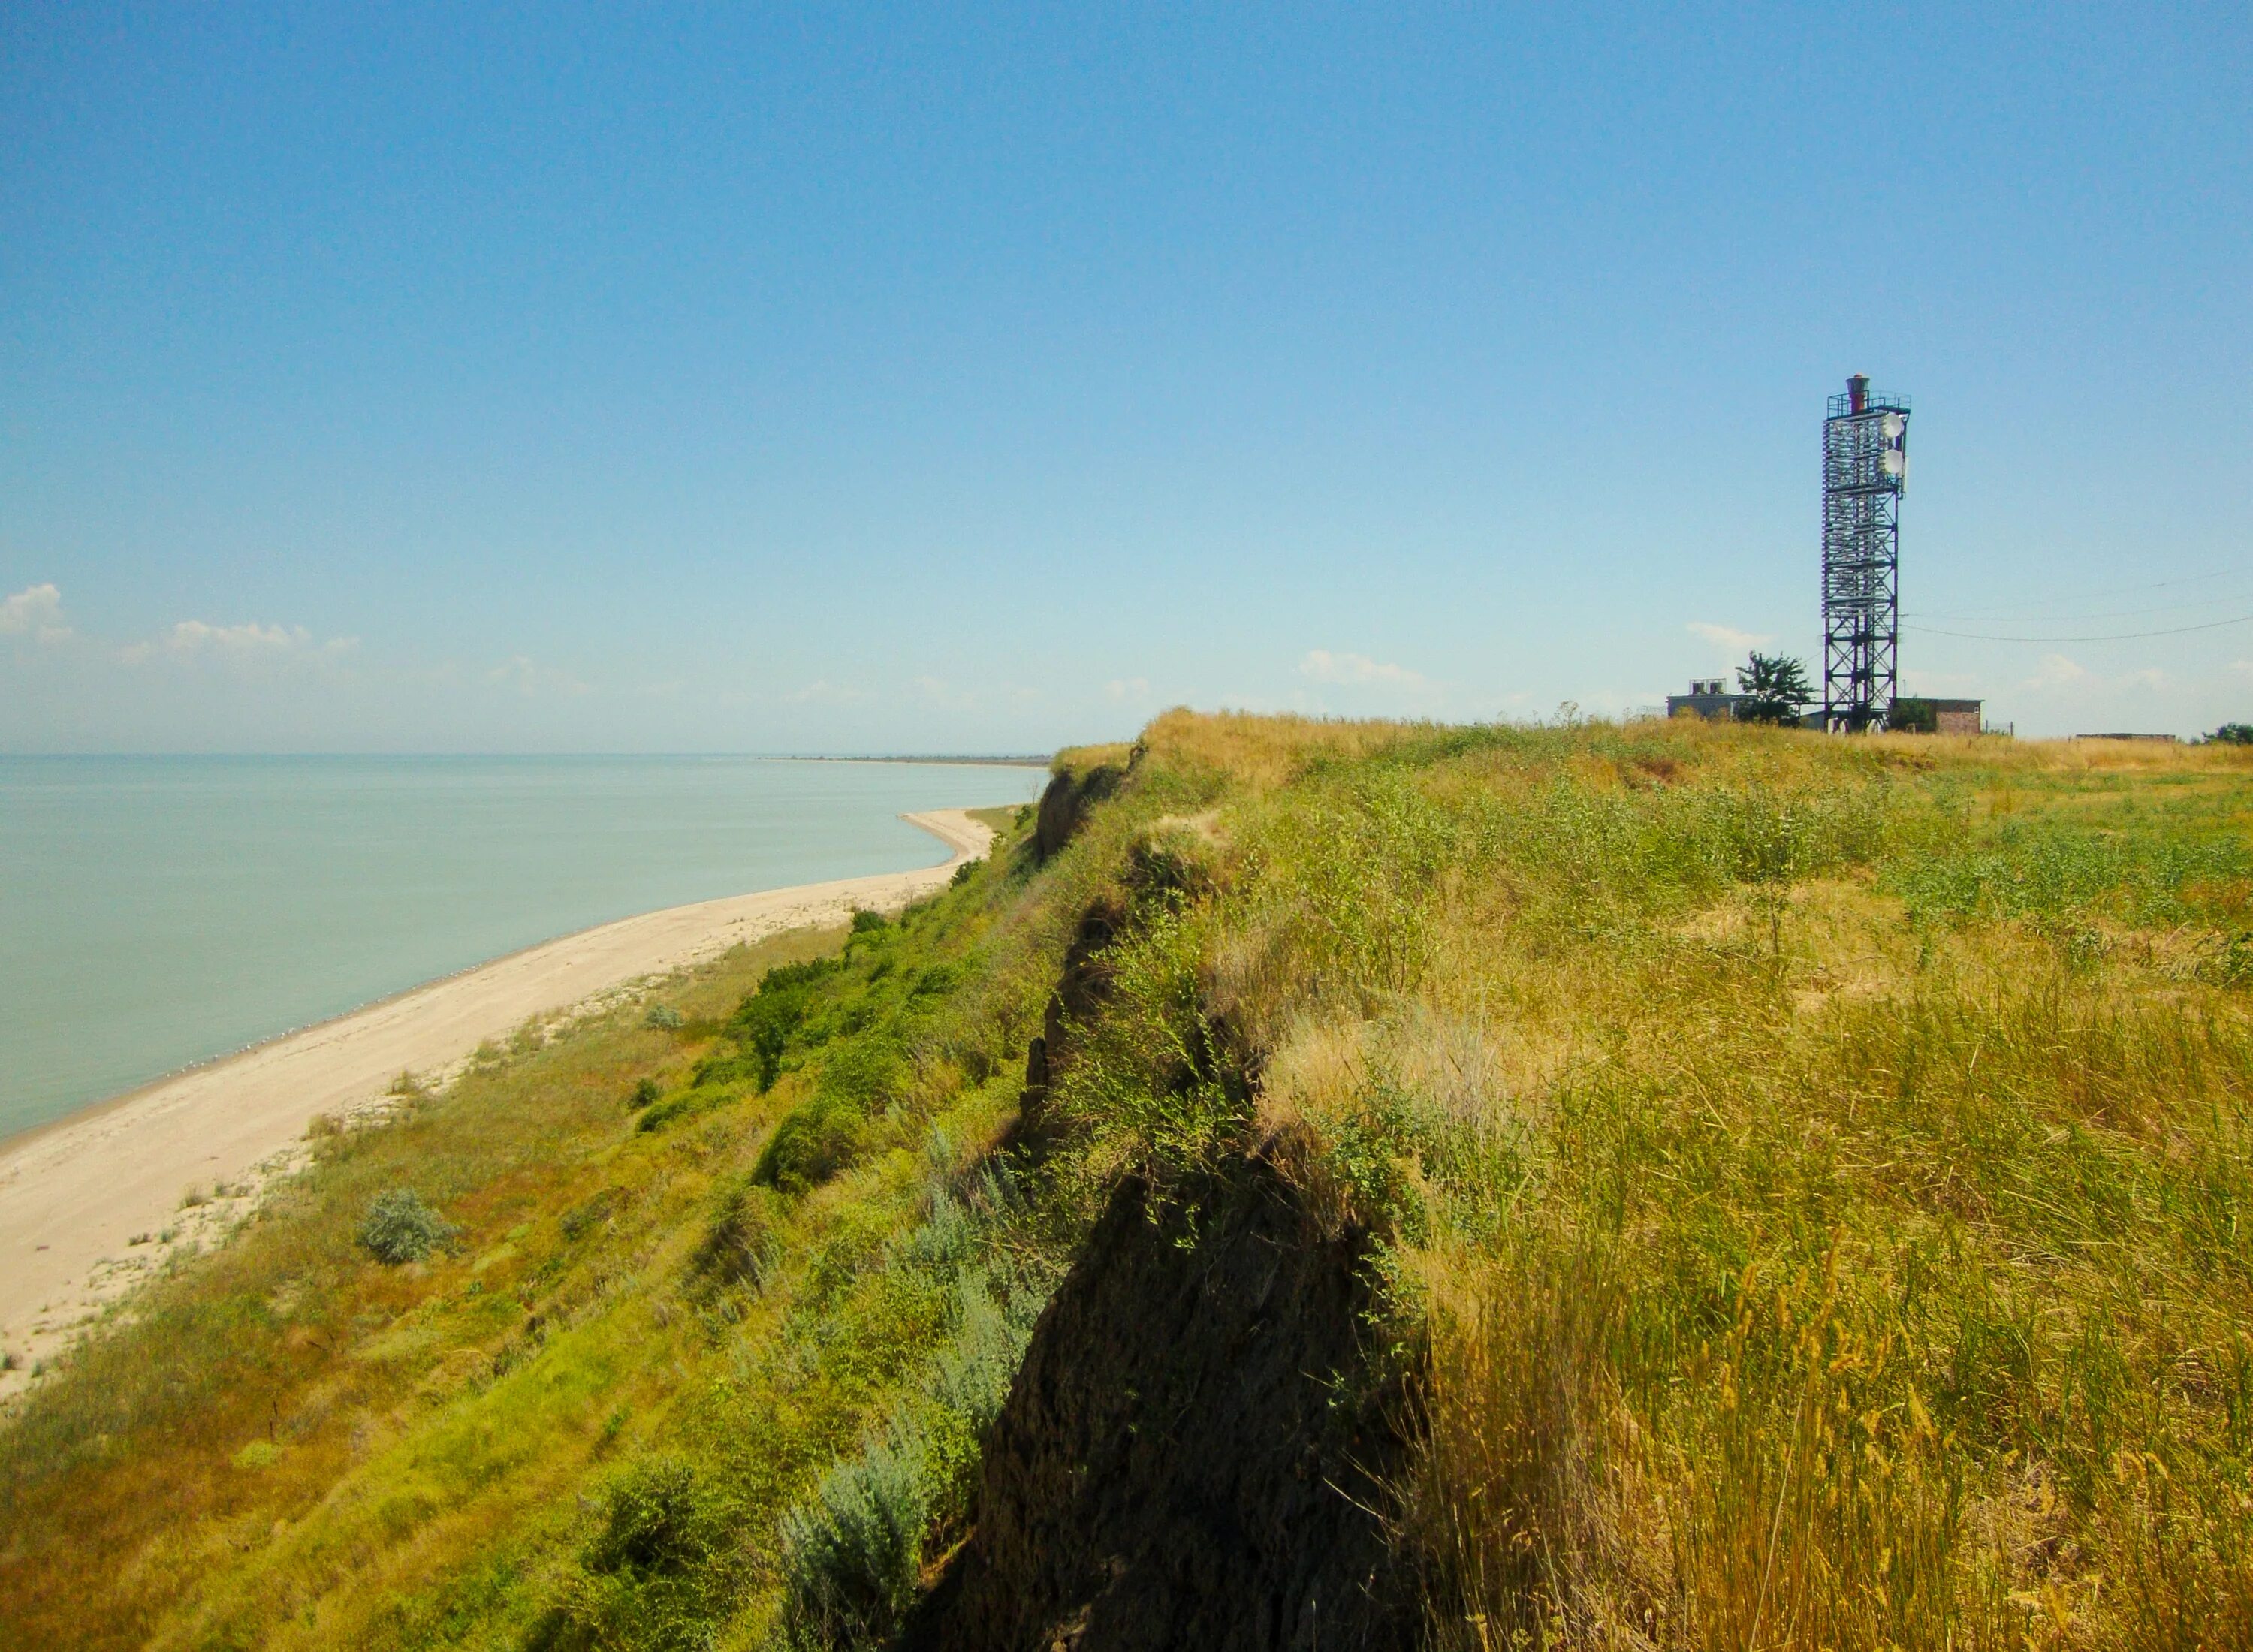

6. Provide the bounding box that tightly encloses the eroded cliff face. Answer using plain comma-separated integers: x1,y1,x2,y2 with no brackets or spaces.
900,1148,1415,1652
1033,764,1123,861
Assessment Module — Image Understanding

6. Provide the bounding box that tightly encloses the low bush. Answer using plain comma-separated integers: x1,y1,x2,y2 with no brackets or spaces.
690,1177,783,1289
753,1095,867,1195
583,1455,722,1579
356,1187,460,1265
777,1430,928,1650
728,957,846,1091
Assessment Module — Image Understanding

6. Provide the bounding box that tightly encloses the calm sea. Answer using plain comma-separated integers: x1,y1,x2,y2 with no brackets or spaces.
0,755,1045,1140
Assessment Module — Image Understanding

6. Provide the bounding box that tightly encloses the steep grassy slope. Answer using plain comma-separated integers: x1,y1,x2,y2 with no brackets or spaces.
0,800,1104,1650
5,718,2251,1652
938,717,2253,1651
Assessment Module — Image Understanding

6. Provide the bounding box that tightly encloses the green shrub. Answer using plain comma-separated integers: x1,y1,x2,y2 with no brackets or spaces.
849,908,889,936
777,1431,927,1650
626,1077,661,1110
929,1270,1039,1438
907,963,962,1002
533,1457,728,1652
582,1456,721,1579
726,957,845,1091
635,1089,724,1133
644,1004,684,1031
356,1188,460,1265
753,1096,867,1195
691,1177,783,1289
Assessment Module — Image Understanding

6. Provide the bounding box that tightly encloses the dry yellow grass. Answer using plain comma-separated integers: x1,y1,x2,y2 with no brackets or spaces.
1064,713,2253,1650
9,714,2251,1651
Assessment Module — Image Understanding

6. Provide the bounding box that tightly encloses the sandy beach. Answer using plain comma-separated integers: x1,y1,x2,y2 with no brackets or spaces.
0,807,996,1390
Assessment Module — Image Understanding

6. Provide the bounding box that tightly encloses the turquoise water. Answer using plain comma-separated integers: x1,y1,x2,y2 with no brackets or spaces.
0,756,1045,1140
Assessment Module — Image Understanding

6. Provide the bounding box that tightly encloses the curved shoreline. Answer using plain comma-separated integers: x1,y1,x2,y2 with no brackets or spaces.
0,807,997,1390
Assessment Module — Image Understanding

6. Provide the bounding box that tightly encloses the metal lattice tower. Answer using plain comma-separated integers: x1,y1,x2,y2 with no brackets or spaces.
1821,374,1910,731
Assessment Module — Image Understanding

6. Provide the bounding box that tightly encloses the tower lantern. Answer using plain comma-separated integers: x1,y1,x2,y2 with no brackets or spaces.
1821,375,1909,731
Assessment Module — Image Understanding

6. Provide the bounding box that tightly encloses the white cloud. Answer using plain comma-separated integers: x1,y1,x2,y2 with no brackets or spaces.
1105,676,1151,701
487,655,589,697
0,582,72,644
1298,650,1437,695
913,674,982,710
2015,653,2170,698
119,618,357,664
784,678,876,706
168,620,309,653
2019,653,2094,692
1687,621,1772,653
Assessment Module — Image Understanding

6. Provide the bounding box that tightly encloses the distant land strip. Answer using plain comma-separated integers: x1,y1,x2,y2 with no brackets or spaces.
784,752,1054,766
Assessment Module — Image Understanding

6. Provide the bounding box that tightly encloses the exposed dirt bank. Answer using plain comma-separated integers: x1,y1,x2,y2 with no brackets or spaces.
903,1145,1416,1652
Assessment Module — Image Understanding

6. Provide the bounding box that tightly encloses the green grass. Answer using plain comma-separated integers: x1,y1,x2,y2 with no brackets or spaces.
0,804,1092,1650
1056,716,2253,1650
6,719,2251,1651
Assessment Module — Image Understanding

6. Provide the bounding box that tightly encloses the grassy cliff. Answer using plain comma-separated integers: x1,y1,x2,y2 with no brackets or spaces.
5,715,2252,1650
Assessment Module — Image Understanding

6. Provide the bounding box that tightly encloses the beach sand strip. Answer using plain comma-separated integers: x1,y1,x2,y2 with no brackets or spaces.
0,808,995,1394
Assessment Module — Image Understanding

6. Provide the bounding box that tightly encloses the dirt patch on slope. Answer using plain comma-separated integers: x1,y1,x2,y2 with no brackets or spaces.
900,1144,1416,1652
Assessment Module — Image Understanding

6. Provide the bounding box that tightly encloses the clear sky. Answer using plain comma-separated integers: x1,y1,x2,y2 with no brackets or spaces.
3,4,2248,750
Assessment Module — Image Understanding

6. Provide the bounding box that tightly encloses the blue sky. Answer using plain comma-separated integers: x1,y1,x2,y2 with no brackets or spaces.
3,3,2248,750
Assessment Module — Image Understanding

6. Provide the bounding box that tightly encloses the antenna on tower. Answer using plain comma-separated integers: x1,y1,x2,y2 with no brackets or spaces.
1821,375,1910,731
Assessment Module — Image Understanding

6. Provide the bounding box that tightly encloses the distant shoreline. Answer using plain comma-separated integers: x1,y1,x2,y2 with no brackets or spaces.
1,752,1055,764
0,807,1000,1391
785,754,1054,767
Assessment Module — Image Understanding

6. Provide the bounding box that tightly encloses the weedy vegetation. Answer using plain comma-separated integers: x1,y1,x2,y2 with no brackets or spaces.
4,720,2251,1652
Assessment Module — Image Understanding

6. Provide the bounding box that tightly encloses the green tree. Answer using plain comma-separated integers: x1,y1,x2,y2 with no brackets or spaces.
1735,652,1813,725
2209,722,2253,746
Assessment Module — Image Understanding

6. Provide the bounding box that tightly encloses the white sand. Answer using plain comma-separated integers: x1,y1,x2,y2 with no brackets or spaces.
0,808,995,1393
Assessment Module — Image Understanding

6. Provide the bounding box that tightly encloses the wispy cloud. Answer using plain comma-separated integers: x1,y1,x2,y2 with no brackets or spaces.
784,678,876,706
1105,676,1151,701
913,674,982,711
1687,620,1772,653
487,656,590,697
119,618,357,664
2016,653,2170,697
0,582,72,644
1298,650,1437,696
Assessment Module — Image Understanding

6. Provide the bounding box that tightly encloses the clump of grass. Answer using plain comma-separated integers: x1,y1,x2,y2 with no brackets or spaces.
690,1176,783,1289
753,1037,904,1194
559,1187,624,1242
356,1186,460,1265
581,1455,724,1578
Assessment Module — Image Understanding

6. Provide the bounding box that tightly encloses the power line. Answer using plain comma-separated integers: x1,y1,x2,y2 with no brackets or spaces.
1901,566,2247,624
1903,593,2253,624
1904,612,2253,643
